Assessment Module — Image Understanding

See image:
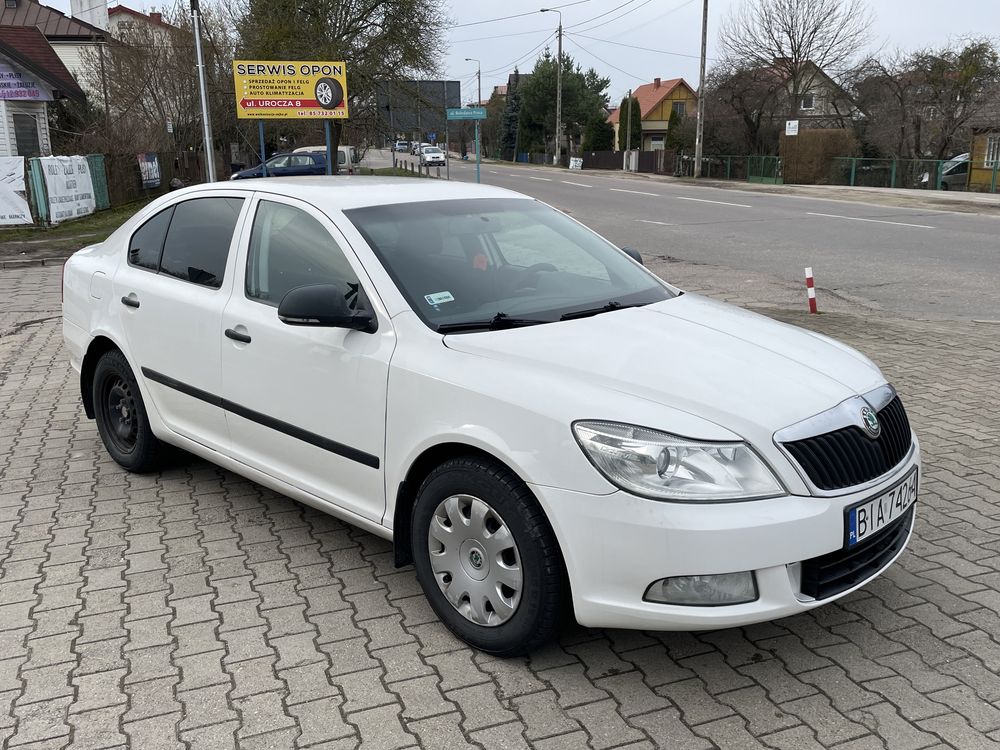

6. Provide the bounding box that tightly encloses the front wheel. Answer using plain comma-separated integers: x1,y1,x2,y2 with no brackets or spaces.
92,349,164,472
411,456,566,656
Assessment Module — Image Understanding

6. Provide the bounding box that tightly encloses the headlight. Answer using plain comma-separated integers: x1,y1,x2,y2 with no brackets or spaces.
572,421,783,502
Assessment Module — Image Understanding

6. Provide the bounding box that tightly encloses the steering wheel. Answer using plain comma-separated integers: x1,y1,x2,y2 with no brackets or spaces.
507,262,558,295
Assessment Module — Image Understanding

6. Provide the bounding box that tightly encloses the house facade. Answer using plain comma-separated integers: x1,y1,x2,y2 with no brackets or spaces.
780,61,858,128
607,77,698,151
0,25,85,156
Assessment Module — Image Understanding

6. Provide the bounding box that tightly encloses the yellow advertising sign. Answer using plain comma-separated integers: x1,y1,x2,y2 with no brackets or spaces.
233,60,348,119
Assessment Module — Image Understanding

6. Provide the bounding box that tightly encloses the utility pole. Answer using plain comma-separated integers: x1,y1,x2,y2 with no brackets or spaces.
191,0,216,181
624,88,632,171
541,8,562,166
465,58,482,184
693,0,708,178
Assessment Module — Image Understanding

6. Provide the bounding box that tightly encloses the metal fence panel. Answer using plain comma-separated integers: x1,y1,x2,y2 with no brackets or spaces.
26,157,48,224
86,154,110,210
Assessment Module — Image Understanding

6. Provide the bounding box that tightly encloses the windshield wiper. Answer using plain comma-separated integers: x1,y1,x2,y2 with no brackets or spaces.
437,312,549,334
559,301,646,321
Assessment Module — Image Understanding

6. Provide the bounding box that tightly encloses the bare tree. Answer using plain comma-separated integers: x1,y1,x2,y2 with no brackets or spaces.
719,0,873,117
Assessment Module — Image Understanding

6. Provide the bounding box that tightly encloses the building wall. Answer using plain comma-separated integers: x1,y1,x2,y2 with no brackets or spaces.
0,100,51,157
970,131,1000,191
640,85,697,150
51,41,100,94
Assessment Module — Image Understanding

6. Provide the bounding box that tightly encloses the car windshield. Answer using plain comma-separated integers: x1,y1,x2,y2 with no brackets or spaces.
345,198,674,331
424,147,442,154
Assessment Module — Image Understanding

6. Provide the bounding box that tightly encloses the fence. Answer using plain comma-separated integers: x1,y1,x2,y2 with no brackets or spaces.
827,157,999,193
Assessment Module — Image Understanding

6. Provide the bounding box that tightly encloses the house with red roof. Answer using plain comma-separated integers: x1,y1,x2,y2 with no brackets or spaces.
0,24,85,156
607,77,698,151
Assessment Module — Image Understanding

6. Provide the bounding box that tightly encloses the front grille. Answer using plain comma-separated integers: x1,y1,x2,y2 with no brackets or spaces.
782,396,912,491
800,506,914,599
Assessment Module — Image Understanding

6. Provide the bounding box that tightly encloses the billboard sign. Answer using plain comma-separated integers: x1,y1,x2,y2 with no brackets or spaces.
39,156,95,224
447,107,487,120
233,60,348,119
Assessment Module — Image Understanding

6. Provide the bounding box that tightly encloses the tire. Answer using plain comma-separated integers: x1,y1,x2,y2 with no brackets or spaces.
411,456,565,656
92,349,164,472
314,77,343,110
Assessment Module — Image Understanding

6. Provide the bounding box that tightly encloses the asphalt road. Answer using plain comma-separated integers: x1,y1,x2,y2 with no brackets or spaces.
381,150,1000,321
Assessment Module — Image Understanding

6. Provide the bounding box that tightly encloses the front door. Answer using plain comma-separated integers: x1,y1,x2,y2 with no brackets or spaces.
113,195,248,451
220,195,394,523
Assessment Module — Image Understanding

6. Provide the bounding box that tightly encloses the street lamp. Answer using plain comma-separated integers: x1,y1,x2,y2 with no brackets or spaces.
540,8,562,166
190,0,215,181
465,58,482,184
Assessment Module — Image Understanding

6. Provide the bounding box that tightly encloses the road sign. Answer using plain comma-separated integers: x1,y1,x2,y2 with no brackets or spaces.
428,131,437,142
447,107,487,121
785,120,799,136
233,60,349,119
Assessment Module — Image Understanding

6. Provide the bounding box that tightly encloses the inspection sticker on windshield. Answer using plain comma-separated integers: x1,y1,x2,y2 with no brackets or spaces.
424,291,455,306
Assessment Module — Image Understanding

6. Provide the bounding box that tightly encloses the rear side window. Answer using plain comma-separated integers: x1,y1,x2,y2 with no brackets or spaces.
128,207,173,270
159,197,244,288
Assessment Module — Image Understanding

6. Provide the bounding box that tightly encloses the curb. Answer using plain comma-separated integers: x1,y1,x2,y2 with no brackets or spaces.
2,257,68,269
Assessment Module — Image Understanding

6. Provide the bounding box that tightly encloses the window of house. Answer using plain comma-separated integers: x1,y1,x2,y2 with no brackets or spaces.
671,101,686,117
649,135,665,151
800,94,815,111
159,198,244,288
246,200,359,306
12,114,40,157
128,206,174,271
986,135,1000,168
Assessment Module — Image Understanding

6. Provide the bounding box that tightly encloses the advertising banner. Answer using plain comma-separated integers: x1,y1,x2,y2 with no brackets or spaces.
233,60,348,119
0,61,53,101
39,156,96,224
137,153,161,188
0,156,31,224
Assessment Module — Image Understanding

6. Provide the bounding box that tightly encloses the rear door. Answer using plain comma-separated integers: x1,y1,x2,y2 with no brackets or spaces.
113,194,248,451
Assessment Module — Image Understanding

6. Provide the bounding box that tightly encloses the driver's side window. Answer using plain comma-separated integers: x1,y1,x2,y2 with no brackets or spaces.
246,200,359,307
267,155,289,169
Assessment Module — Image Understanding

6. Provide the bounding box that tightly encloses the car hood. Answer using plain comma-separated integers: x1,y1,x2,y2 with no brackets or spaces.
442,293,885,440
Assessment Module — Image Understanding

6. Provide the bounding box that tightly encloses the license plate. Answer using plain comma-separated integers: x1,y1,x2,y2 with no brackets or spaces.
847,467,918,547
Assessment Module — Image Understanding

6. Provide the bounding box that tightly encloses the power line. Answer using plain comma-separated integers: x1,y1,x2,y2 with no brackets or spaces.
583,0,698,40
481,31,557,76
564,36,647,83
567,31,715,62
566,0,641,29
451,28,552,44
570,0,657,35
450,0,589,30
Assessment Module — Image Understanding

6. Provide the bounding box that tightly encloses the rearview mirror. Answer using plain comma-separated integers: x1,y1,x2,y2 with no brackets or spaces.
622,247,643,265
278,283,376,333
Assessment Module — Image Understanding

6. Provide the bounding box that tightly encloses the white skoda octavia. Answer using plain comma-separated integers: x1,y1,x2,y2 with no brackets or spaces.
62,177,919,655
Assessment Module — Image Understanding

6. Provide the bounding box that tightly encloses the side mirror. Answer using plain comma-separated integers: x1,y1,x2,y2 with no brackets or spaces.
278,283,376,333
622,247,644,265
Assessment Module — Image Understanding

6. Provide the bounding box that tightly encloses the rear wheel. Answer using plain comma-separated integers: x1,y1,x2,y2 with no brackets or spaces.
411,456,565,656
92,349,164,472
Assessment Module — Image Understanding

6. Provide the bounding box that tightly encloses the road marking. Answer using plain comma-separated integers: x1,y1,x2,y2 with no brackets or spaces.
528,176,552,181
807,212,935,229
507,173,521,177
636,219,673,226
677,196,752,208
609,188,660,196
489,170,498,174
562,180,593,187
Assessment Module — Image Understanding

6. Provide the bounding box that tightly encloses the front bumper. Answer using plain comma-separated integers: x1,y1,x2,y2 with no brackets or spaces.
532,441,919,630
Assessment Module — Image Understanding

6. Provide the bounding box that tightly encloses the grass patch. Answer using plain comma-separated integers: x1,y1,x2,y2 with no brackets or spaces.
367,167,425,177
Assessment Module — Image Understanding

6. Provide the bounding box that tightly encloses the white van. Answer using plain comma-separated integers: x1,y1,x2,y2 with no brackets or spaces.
293,145,357,172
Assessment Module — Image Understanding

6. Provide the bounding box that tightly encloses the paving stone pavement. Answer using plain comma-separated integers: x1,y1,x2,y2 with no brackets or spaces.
1,264,999,750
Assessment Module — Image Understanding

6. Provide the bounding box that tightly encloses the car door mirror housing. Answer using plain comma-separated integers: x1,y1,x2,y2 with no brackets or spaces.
622,247,643,265
277,283,377,333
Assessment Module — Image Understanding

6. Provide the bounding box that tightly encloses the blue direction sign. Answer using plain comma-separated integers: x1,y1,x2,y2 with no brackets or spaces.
447,107,487,120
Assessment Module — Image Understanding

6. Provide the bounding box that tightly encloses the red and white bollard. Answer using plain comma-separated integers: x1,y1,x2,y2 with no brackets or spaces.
805,267,817,314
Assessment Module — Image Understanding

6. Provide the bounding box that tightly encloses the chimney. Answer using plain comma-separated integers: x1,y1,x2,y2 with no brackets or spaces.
70,0,109,30
150,11,162,23
654,77,661,88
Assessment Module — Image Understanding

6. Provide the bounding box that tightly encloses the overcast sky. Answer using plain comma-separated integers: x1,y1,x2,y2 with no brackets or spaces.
48,0,999,106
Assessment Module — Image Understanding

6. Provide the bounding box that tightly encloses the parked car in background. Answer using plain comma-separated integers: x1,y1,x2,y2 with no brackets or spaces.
395,140,410,153
62,177,919,656
411,141,430,155
294,145,358,167
419,146,446,167
231,152,327,180
919,153,969,190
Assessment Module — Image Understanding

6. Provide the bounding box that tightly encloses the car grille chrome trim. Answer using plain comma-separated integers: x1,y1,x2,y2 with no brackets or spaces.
774,384,915,496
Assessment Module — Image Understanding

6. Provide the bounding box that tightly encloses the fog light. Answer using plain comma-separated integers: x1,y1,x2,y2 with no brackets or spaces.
644,572,758,606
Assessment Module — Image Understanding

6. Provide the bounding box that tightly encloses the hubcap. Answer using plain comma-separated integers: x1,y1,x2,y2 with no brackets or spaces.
317,82,333,106
427,494,523,627
103,376,138,453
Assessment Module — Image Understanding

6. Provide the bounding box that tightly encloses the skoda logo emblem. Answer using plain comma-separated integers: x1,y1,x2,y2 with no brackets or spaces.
861,406,881,438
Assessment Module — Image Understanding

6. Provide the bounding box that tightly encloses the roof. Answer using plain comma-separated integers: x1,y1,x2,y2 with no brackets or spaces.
108,5,176,30
0,0,105,40
180,176,530,211
0,25,85,100
607,78,695,124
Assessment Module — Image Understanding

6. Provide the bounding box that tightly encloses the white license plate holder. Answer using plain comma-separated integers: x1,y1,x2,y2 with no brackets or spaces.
846,466,918,548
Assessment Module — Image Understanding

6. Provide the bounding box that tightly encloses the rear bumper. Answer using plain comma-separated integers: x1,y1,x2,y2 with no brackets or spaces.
62,317,89,376
531,442,920,630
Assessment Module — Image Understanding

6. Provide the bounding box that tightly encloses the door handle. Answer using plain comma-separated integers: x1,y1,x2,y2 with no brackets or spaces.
121,296,140,308
225,328,251,344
